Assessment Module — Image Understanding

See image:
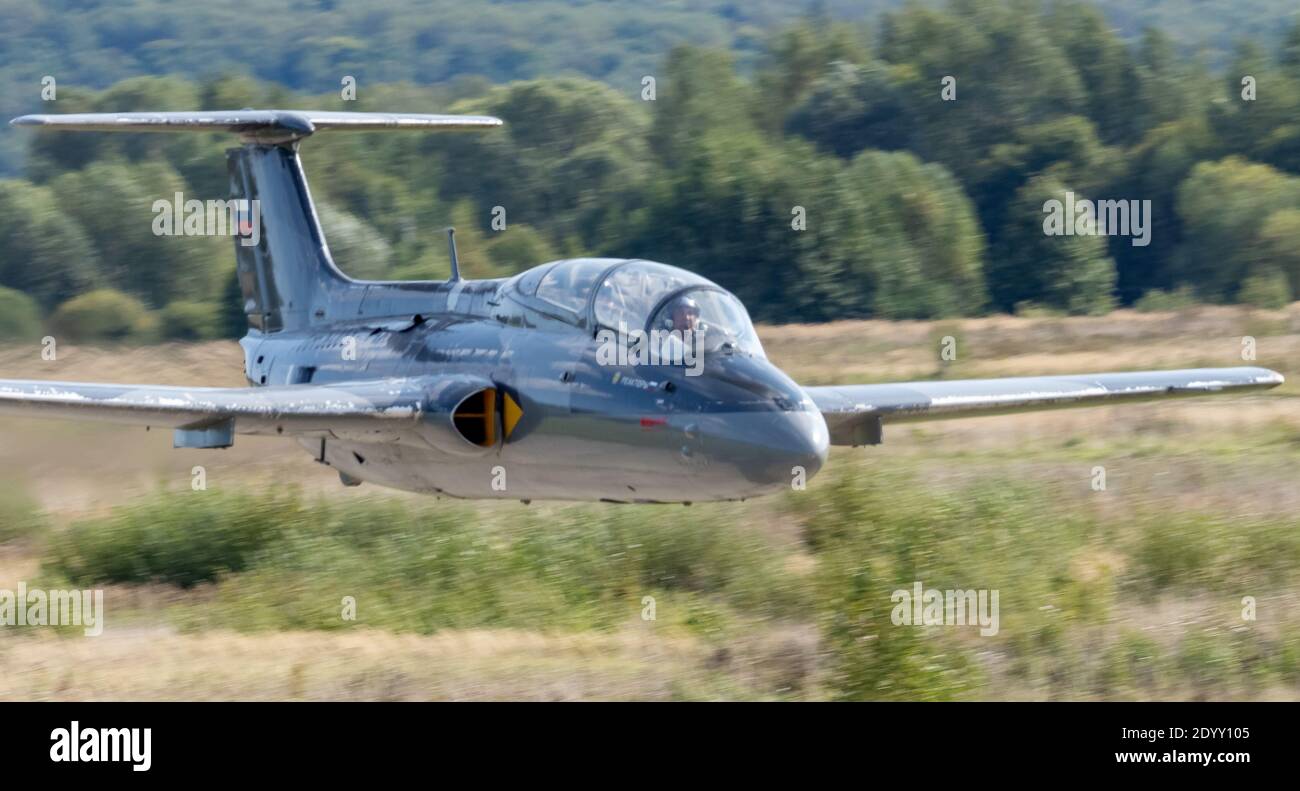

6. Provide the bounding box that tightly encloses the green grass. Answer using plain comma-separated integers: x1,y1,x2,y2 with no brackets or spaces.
45,489,294,587
43,489,805,637
1130,511,1300,596
0,480,45,544
26,450,1300,700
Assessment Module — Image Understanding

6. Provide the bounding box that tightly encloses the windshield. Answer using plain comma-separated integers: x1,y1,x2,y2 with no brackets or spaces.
651,288,764,357
592,261,709,331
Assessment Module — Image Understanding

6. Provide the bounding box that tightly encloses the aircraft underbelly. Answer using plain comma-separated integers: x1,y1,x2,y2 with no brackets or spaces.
303,425,757,502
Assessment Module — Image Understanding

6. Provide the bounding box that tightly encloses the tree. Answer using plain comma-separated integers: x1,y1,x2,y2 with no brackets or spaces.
0,287,43,340
647,47,756,169
316,201,395,280
973,115,1120,250
49,289,156,343
1174,157,1300,301
1257,208,1300,301
787,61,913,157
485,224,558,273
1050,2,1140,145
879,1,1087,186
389,201,506,281
989,176,1117,315
0,179,100,309
1134,29,1199,138
754,17,869,132
439,78,651,251
26,77,213,185
158,300,222,341
1108,117,1218,303
50,159,228,308
1210,42,1300,174
614,131,837,321
837,151,987,318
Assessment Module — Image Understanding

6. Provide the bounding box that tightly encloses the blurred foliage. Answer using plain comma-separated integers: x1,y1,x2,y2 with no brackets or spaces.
48,288,157,342
1132,285,1197,312
46,489,298,587
2,2,1300,337
0,286,43,340
1174,157,1300,303
1239,268,1294,309
990,175,1117,315
46,489,805,634
0,480,44,544
0,179,98,309
787,465,1300,700
35,460,1300,699
157,300,221,341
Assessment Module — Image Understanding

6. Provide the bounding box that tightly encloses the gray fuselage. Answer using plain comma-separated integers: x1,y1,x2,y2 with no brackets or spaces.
240,259,829,503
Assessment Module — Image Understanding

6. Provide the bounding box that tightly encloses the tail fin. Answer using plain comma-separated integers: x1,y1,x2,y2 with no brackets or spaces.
225,142,339,332
11,110,502,332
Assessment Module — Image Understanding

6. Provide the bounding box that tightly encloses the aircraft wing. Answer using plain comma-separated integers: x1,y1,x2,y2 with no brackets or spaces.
804,367,1285,446
0,375,491,449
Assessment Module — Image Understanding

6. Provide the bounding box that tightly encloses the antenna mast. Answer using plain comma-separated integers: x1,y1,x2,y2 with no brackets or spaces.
446,227,461,281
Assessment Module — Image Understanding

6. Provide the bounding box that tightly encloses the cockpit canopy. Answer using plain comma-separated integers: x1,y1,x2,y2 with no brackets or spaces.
504,258,764,357
591,260,707,331
536,258,610,314
648,288,763,356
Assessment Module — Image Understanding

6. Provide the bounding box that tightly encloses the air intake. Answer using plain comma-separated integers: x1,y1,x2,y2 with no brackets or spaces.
452,388,496,447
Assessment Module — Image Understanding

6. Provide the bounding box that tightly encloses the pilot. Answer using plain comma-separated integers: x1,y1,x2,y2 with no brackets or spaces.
667,296,700,333
660,295,701,365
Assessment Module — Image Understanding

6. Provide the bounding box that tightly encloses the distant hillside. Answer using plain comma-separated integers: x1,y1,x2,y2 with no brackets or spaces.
2,0,1297,173
4,1,1299,325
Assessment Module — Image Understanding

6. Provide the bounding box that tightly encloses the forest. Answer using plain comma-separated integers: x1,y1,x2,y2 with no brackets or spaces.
1,0,1298,341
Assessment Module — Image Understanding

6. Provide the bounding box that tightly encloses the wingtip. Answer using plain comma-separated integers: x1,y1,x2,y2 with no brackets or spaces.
1253,367,1286,387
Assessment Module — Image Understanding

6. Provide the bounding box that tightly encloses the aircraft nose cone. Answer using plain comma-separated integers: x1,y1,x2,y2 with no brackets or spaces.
726,409,829,491
781,410,830,482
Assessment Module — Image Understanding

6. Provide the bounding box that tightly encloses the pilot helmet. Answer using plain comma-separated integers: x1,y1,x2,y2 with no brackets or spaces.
666,295,700,328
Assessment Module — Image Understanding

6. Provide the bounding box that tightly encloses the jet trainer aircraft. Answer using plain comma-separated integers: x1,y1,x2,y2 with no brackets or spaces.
0,111,1285,503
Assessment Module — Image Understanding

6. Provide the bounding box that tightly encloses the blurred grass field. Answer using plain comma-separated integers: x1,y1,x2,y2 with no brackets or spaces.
0,303,1298,700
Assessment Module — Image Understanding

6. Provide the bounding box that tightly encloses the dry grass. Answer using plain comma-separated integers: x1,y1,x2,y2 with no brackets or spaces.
0,602,820,700
0,626,730,701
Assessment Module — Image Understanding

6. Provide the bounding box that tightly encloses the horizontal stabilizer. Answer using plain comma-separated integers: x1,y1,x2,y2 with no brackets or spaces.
10,110,502,142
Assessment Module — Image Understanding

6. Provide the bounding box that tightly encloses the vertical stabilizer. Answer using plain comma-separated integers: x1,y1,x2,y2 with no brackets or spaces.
227,144,347,332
